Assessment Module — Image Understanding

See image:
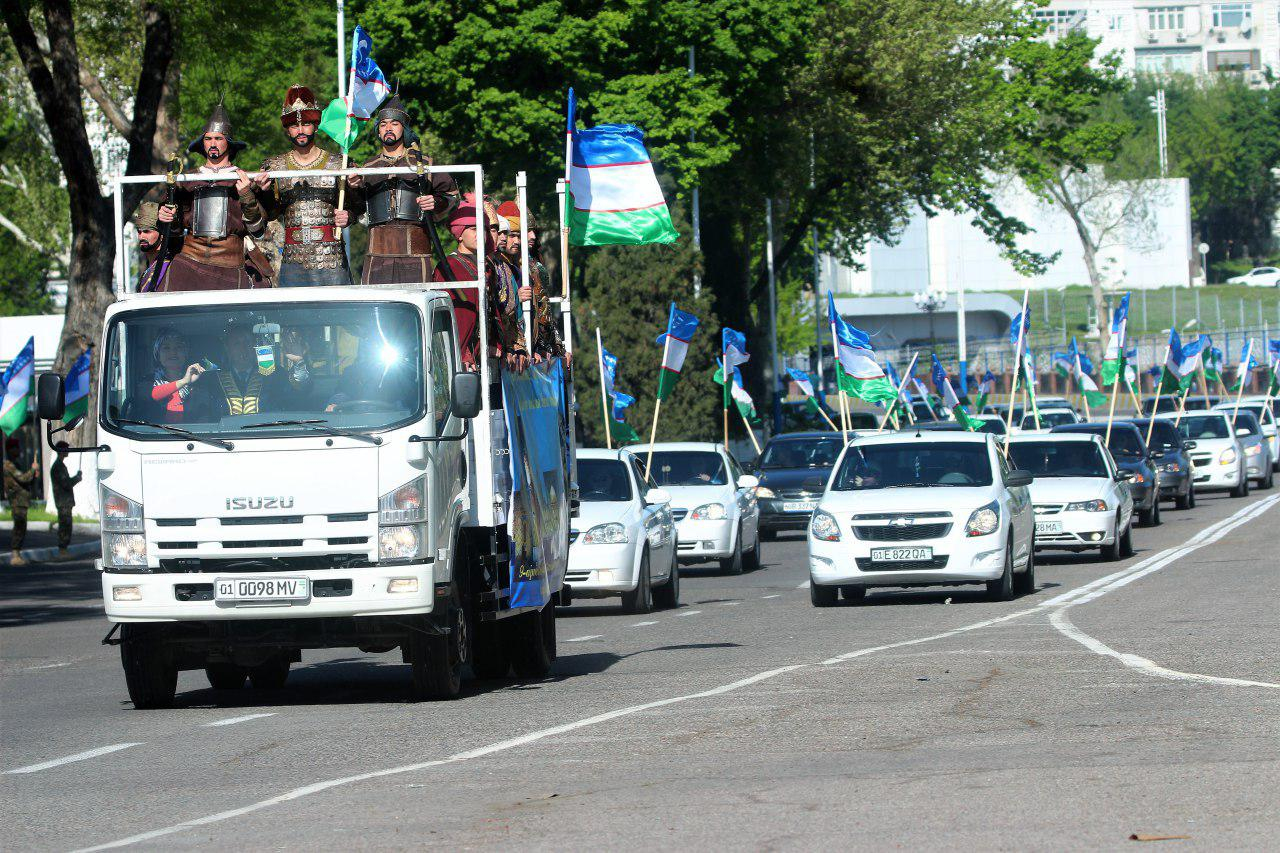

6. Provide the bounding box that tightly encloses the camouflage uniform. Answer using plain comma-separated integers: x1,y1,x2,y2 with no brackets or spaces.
4,459,37,556
51,456,82,549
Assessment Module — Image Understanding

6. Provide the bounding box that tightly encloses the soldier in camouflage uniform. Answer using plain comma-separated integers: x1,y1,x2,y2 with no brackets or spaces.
4,436,39,566
50,441,82,558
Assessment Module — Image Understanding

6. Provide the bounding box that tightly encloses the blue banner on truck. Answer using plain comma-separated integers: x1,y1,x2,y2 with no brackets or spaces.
503,360,571,608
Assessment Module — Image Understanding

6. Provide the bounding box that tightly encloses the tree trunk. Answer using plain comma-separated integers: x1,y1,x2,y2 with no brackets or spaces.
1051,173,1107,352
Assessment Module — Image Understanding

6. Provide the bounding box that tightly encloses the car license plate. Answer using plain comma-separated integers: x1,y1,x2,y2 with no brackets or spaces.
214,577,310,602
1035,521,1063,534
782,501,817,512
869,546,932,562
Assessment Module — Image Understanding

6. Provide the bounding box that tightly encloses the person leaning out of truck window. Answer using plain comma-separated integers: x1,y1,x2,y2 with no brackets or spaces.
4,436,39,566
149,328,206,423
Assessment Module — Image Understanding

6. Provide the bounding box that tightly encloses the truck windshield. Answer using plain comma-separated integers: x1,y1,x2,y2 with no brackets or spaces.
101,301,425,440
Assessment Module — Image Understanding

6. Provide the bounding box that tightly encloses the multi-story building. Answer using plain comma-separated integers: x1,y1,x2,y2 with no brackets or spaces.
1035,1,1279,82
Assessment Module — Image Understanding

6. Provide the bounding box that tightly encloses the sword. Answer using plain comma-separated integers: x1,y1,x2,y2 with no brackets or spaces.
141,151,182,293
409,142,455,282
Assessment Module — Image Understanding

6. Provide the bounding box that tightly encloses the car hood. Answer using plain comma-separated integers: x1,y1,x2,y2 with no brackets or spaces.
572,500,635,531
755,468,831,493
662,484,735,510
1028,477,1110,503
820,485,996,515
1186,437,1234,453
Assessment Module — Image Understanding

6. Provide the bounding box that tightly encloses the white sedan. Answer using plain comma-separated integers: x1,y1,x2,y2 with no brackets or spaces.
1227,267,1280,287
646,442,762,574
1007,433,1135,560
807,431,1036,605
566,449,678,613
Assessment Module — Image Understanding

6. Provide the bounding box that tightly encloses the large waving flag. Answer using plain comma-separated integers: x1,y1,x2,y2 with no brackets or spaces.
1009,309,1031,355
0,336,35,436
1228,339,1258,392
600,346,640,443
930,355,978,430
1100,293,1130,386
63,349,92,423
655,303,700,400
1157,329,1184,395
1204,345,1225,385
566,89,678,246
320,25,389,151
1176,334,1208,387
827,293,896,404
1068,338,1095,377
787,367,826,417
722,327,749,370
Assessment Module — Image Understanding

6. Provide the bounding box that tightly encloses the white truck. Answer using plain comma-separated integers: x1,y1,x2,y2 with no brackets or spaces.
37,282,574,707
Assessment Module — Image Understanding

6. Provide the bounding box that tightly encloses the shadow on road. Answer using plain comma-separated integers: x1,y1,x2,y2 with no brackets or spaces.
0,555,103,628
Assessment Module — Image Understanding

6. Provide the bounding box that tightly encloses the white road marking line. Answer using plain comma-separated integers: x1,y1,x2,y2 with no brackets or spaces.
75,501,1274,850
204,713,276,728
630,621,658,627
760,594,781,599
1047,493,1280,688
797,580,810,589
719,602,740,607
5,743,143,775
564,635,602,643
679,610,702,617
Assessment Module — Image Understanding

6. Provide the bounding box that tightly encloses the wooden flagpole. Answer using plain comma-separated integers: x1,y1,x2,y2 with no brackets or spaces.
813,398,840,432
879,353,919,430
738,407,762,454
1076,351,1094,424
645,327,673,479
722,338,730,448
1231,339,1254,423
1006,290,1029,434
830,317,848,445
335,64,358,210
595,327,612,450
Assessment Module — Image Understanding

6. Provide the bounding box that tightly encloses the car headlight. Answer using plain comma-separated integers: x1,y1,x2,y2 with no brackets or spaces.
691,503,727,520
379,475,426,524
1160,462,1181,473
101,486,143,533
809,509,841,542
1065,499,1109,512
104,533,147,568
1245,444,1262,457
1220,448,1238,465
964,501,1000,537
755,486,776,499
1129,472,1146,484
583,522,628,544
379,525,421,561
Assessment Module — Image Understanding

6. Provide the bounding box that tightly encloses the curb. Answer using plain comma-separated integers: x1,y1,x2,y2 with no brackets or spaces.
0,540,100,566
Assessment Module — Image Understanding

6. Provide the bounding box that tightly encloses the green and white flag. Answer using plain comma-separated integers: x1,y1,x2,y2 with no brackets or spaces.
828,293,898,405
714,363,761,424
654,303,700,401
931,355,980,431
63,349,91,423
0,337,34,436
1100,293,1130,387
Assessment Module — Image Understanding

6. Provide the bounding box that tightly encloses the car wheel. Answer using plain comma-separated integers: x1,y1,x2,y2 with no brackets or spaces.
1175,484,1191,510
810,581,838,607
1119,522,1135,558
1014,539,1036,596
120,624,178,710
839,585,866,604
205,663,247,690
248,657,290,690
1262,468,1274,490
743,533,763,572
719,527,744,575
985,542,1014,601
1231,472,1249,498
1188,485,1196,508
653,552,680,609
621,549,653,614
1150,499,1160,526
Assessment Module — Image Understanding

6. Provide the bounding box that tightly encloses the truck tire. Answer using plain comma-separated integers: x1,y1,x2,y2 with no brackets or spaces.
509,605,555,680
249,658,290,690
407,583,468,701
205,663,247,690
121,624,178,710
470,621,509,679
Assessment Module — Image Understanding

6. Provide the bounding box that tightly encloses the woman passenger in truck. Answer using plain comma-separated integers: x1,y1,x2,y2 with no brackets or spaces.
149,327,206,422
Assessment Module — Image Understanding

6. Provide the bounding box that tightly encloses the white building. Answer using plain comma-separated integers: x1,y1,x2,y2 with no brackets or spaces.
1036,0,1279,81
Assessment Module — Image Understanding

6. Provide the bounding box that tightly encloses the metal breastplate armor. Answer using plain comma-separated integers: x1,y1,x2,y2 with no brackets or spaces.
280,182,345,268
367,179,424,226
191,186,233,239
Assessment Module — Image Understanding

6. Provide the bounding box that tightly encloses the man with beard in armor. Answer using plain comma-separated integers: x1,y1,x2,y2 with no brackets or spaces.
252,85,353,287
347,94,458,284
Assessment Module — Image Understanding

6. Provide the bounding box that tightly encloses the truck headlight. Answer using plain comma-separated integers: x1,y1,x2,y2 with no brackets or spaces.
964,501,1000,537
101,486,143,533
105,533,147,567
1220,448,1237,465
379,525,421,561
755,486,776,499
379,475,426,524
583,522,628,544
691,503,727,520
810,509,841,542
1065,499,1108,512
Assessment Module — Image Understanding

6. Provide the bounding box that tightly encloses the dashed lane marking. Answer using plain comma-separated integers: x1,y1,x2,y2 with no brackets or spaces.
679,610,702,617
204,714,276,728
630,621,658,627
760,594,781,599
564,635,602,643
5,743,143,775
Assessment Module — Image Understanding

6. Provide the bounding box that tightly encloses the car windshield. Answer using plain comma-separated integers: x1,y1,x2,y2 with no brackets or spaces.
102,302,426,440
1009,441,1109,478
648,451,728,486
758,438,843,469
577,460,633,502
1020,411,1076,429
1144,397,1182,415
1232,405,1268,427
1140,421,1184,453
1178,416,1230,440
1230,411,1261,436
831,442,993,491
1107,429,1145,458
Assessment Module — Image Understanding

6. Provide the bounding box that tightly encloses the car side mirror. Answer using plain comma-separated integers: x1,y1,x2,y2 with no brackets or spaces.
37,373,65,421
1117,470,1135,481
644,488,671,506
449,372,482,420
1183,440,1197,450
1004,469,1033,488
737,474,760,490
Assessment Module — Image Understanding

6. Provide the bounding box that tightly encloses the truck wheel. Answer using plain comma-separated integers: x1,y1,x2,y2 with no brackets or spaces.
120,624,177,710
470,621,510,679
621,550,653,614
249,658,290,690
205,663,247,690
509,605,555,680
408,585,467,701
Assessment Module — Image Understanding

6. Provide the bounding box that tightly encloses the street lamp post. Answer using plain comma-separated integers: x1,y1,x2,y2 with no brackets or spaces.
1147,88,1168,178
913,288,949,354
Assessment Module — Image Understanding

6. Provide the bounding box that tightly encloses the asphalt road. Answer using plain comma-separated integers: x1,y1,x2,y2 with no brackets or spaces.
2,489,1278,851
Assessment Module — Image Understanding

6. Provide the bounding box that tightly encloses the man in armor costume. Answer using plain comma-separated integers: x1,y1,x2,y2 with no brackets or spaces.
254,86,353,287
347,94,459,284
157,101,272,291
495,200,565,364
133,202,182,291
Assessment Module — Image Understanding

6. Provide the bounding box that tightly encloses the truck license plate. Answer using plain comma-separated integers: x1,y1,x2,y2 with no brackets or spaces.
214,577,310,602
782,501,817,512
1035,521,1063,534
869,546,932,562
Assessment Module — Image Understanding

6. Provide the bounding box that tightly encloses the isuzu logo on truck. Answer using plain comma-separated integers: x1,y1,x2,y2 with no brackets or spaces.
225,496,295,510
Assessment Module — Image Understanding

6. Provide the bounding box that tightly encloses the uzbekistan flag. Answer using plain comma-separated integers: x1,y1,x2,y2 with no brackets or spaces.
566,89,679,247
601,346,640,443
655,303,700,400
1071,339,1106,407
0,336,34,436
1176,334,1208,390
787,367,825,416
1157,329,1184,395
1204,345,1224,385
884,360,914,408
63,348,91,423
714,362,760,424
320,25,389,151
1100,293,1130,386
930,354,978,431
974,370,996,412
1009,309,1030,355
1228,339,1258,392
827,293,896,404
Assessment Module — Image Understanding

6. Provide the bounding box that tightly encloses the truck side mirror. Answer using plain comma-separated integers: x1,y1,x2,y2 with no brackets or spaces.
37,373,66,421
450,372,482,420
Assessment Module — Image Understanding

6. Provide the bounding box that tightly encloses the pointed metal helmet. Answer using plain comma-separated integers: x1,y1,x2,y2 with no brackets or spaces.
187,98,248,158
375,93,411,127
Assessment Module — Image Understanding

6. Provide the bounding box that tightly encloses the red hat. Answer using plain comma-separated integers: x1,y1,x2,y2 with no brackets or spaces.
496,200,521,231
281,85,321,127
448,193,478,239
